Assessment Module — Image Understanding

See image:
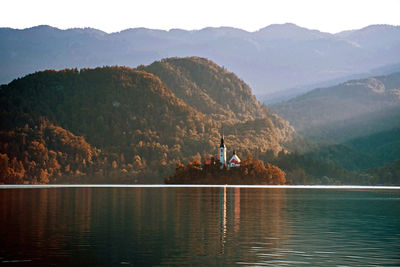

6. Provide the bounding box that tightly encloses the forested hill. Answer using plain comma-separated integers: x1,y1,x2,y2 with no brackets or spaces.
138,57,266,122
138,57,297,151
0,67,213,150
0,58,296,184
270,72,400,141
269,72,400,180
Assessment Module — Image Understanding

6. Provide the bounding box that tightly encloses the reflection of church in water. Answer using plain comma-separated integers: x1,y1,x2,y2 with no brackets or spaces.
219,187,241,254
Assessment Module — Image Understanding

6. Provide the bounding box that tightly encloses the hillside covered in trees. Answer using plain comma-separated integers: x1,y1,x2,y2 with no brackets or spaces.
0,57,297,184
268,72,400,185
271,72,400,141
138,57,266,122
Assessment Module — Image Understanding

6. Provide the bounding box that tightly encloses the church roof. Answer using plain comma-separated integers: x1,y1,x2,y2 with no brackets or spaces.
229,154,241,164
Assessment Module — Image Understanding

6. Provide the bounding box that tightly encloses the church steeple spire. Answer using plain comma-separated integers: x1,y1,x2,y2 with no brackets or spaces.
220,134,225,148
219,132,227,167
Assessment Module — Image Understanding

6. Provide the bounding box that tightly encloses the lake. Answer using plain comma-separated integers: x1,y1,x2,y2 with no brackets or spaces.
0,186,399,266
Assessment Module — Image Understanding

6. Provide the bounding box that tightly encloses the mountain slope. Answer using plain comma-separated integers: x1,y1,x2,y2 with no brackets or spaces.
138,57,266,122
138,57,296,150
270,72,400,140
336,25,400,49
261,61,400,105
270,72,400,172
0,66,220,157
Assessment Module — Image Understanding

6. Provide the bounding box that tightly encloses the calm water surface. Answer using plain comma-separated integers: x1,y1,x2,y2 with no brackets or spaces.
0,187,399,266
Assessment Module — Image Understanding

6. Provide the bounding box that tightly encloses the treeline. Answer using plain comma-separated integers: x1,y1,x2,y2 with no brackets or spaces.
166,155,287,185
367,159,400,185
303,128,400,171
166,150,400,185
256,150,399,185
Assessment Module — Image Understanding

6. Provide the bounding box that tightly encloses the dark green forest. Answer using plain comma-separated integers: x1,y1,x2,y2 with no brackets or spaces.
0,57,398,185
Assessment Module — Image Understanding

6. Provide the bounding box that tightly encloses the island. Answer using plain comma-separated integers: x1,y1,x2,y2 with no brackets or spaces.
165,135,288,185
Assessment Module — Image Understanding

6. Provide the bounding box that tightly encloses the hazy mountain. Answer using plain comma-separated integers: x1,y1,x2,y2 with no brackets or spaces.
261,61,400,104
270,72,400,141
0,57,296,184
254,23,331,41
336,24,400,49
1,23,400,96
269,71,400,175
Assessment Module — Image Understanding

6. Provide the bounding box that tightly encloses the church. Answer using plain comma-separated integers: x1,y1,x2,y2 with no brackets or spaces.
219,134,241,169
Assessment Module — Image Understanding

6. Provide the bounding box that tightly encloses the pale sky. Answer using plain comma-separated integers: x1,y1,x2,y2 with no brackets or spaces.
1,0,399,33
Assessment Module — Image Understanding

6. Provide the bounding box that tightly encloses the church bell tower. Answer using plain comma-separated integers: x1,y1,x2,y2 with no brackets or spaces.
219,134,227,167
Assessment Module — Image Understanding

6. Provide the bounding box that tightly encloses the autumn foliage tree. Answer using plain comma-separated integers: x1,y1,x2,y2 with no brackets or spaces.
166,154,287,185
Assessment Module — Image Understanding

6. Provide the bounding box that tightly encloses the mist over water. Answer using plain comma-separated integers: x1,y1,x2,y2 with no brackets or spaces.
0,187,399,265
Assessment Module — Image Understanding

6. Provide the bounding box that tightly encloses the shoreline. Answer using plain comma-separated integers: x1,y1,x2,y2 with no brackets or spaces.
1,184,399,189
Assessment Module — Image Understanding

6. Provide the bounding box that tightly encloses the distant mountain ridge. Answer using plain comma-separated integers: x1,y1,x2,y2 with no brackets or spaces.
1,23,400,96
255,23,332,40
261,61,400,104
